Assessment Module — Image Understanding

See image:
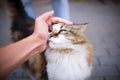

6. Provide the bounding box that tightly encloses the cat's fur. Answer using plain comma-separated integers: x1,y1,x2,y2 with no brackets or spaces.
6,0,93,80
46,23,93,80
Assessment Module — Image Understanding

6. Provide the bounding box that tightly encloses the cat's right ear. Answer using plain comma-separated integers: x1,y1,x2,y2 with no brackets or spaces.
74,23,88,32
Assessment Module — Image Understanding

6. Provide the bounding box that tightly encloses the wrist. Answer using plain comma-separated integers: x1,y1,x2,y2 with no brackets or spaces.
29,33,47,53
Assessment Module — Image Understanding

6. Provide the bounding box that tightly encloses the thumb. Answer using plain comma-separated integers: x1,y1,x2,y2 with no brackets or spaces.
40,10,54,21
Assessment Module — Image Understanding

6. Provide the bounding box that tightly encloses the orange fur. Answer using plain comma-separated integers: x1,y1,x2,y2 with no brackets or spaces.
86,44,93,67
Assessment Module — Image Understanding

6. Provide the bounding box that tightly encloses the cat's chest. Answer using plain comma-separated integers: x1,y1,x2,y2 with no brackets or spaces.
45,45,88,68
45,45,91,80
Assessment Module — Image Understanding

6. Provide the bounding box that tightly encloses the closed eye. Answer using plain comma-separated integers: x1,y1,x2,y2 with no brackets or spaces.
50,29,67,38
58,29,67,34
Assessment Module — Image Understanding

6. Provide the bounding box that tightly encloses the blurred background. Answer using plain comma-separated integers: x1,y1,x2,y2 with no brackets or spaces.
0,0,120,80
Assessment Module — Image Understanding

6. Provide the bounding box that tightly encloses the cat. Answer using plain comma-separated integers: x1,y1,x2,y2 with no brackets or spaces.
46,23,93,80
6,0,93,80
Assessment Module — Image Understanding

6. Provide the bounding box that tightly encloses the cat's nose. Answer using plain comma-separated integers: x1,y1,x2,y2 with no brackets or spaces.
50,32,56,38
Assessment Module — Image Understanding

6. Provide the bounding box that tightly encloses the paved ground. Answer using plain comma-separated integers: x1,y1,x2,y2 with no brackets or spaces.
0,0,120,80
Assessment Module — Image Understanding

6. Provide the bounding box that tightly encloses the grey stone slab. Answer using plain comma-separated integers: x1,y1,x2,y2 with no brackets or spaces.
105,77,120,80
92,66,120,77
108,46,120,56
7,68,23,77
99,57,120,66
103,34,120,44
7,67,30,80
118,66,120,73
93,58,100,66
88,77,104,80
94,48,110,57
22,72,30,78
7,77,30,80
97,42,118,50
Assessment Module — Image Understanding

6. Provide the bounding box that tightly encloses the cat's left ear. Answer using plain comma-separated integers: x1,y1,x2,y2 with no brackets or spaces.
74,23,88,32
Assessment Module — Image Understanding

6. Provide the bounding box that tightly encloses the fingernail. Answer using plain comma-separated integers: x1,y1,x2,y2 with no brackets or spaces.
50,10,54,13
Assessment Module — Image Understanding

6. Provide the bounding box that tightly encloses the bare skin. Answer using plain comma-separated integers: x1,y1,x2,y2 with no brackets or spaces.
0,10,73,79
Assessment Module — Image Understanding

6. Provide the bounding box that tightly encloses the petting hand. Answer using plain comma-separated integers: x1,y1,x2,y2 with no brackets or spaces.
33,10,73,51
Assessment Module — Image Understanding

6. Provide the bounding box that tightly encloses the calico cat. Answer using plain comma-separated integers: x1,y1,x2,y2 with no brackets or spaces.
6,0,93,80
46,23,93,80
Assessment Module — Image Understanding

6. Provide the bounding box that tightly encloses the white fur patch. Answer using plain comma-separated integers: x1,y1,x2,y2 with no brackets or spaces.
46,44,92,80
52,23,62,33
49,34,71,49
46,23,92,80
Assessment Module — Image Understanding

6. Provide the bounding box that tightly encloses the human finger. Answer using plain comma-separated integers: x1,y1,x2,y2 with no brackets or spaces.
39,10,54,21
46,19,52,27
50,17,73,25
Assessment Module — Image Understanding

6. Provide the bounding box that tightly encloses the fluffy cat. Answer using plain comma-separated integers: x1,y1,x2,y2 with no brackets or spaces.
46,23,93,80
6,0,93,80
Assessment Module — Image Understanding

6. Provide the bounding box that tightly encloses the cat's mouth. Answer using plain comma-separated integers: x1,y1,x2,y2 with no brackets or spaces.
48,34,56,45
48,38,56,44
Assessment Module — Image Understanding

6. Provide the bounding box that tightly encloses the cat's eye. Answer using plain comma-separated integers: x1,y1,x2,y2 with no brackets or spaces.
50,29,67,38
59,29,67,33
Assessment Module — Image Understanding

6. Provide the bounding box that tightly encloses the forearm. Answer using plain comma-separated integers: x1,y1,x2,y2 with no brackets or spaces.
0,34,46,79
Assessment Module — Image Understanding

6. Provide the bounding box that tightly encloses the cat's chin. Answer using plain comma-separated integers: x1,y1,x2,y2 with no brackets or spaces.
48,41,63,49
49,42,58,49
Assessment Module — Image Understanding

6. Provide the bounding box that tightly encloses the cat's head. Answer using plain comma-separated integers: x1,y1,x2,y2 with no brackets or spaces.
48,23,88,49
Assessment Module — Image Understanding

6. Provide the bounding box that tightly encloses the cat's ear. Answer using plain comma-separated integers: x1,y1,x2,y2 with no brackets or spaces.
74,23,88,32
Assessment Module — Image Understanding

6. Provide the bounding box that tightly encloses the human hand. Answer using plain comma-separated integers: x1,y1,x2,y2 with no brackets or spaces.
32,10,73,51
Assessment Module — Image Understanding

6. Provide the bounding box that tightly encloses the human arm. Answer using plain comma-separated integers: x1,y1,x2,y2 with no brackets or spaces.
0,10,73,79
0,34,44,79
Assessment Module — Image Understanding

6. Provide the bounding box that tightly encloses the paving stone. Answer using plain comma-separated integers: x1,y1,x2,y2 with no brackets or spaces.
7,67,23,77
118,66,120,73
94,48,110,57
96,35,118,49
22,72,30,78
88,77,104,80
92,66,120,77
108,46,120,56
7,75,30,80
7,67,30,80
103,31,119,43
93,58,100,66
7,77,30,80
99,57,120,66
91,36,104,49
103,35,120,57
105,77,120,80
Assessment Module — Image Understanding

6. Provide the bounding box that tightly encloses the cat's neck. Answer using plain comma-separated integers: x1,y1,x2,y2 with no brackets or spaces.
47,43,88,54
48,47,73,53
